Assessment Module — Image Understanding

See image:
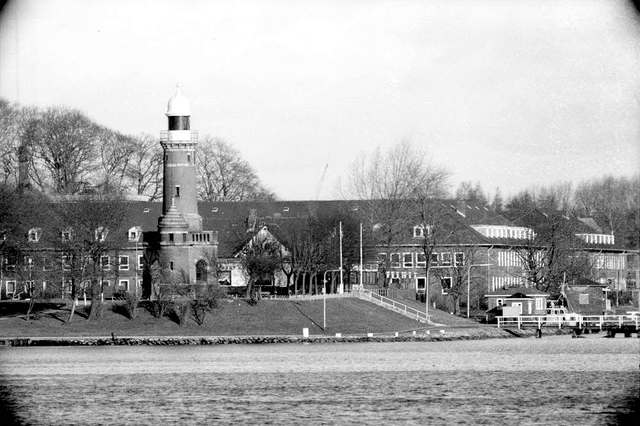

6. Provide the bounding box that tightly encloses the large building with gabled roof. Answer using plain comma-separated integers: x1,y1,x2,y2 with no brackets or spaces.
0,90,637,309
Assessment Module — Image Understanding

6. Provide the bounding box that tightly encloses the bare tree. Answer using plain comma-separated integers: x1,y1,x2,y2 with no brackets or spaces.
52,195,129,321
23,107,100,194
431,245,479,315
505,207,594,295
197,136,274,201
574,175,638,235
96,129,136,193
347,141,449,287
239,231,282,302
0,100,38,188
455,181,488,205
126,133,163,200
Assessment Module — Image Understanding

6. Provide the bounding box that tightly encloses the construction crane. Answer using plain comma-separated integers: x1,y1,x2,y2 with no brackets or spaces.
315,163,328,201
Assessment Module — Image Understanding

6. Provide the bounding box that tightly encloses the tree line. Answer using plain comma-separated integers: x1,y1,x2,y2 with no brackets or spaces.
0,98,274,201
455,175,639,250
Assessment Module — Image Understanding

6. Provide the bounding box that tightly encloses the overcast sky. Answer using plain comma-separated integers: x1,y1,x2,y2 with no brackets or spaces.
1,0,638,200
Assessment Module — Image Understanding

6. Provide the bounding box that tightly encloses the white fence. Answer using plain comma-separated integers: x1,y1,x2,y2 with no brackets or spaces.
497,314,639,330
262,289,429,323
353,289,429,323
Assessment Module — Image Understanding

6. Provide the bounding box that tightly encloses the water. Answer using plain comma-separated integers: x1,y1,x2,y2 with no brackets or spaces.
0,336,638,425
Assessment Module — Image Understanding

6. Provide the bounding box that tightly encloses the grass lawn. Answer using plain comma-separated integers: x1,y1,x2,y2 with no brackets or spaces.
0,298,434,337
385,296,487,327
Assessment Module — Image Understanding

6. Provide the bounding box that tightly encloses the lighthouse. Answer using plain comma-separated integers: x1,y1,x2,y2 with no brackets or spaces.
158,85,217,284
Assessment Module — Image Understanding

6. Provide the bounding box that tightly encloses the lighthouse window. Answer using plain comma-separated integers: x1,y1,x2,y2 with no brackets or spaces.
175,186,180,198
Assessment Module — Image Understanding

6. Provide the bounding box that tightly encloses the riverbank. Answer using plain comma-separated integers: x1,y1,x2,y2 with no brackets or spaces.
0,326,574,347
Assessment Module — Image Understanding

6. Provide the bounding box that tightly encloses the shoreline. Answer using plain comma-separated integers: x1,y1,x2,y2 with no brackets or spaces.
0,327,575,347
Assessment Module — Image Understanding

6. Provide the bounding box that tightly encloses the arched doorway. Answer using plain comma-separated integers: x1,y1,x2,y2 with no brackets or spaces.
196,260,208,283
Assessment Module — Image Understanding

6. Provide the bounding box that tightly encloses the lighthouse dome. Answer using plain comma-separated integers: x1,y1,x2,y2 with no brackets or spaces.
166,84,191,116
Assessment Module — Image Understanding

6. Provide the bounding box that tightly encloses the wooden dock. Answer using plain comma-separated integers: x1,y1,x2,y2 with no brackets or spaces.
497,314,639,335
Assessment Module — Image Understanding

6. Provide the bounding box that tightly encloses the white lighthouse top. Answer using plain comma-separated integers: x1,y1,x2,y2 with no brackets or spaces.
166,84,191,116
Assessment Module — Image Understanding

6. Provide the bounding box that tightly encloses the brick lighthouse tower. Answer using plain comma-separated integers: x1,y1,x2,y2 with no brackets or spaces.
158,85,217,285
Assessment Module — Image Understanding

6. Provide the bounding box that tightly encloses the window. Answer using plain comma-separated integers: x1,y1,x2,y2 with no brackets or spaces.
101,256,110,270
413,225,432,238
169,233,174,242
441,253,452,266
183,233,187,243
6,280,16,294
138,255,144,270
416,277,426,292
430,253,439,266
403,253,413,268
42,256,53,271
187,153,191,163
62,255,72,271
535,297,544,311
61,229,72,242
101,279,111,287
496,298,504,307
441,277,452,294
454,252,465,267
579,294,589,305
377,253,387,265
119,280,129,291
95,227,108,242
390,277,400,287
28,228,41,242
175,185,180,198
218,271,231,286
170,261,175,271
390,253,401,268
119,255,129,271
128,226,142,242
416,253,426,268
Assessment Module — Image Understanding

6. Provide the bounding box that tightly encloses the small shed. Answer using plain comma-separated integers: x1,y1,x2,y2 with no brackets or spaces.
485,287,549,315
562,278,610,315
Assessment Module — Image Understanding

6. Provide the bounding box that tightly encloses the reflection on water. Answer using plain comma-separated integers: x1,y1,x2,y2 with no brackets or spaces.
1,336,638,425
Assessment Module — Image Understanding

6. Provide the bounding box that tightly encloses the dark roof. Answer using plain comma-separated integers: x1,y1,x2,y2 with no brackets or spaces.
10,199,633,256
566,277,608,288
486,287,549,297
503,207,628,251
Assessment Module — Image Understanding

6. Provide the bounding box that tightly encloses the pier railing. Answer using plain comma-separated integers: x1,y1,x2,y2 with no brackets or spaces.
497,314,639,330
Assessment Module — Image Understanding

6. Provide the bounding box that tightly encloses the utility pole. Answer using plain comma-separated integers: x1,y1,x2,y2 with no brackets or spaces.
359,222,363,290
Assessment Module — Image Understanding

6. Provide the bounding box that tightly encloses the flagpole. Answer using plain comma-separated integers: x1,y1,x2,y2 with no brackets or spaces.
339,221,343,294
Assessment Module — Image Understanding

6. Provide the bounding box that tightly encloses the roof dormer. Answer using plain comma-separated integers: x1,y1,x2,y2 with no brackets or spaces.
27,227,42,243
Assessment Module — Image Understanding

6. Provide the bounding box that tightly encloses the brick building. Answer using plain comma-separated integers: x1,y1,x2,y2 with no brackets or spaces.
0,89,637,304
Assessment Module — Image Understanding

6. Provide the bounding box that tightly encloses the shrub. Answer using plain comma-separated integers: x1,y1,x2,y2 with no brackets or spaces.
171,301,190,327
191,285,225,326
124,293,141,320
